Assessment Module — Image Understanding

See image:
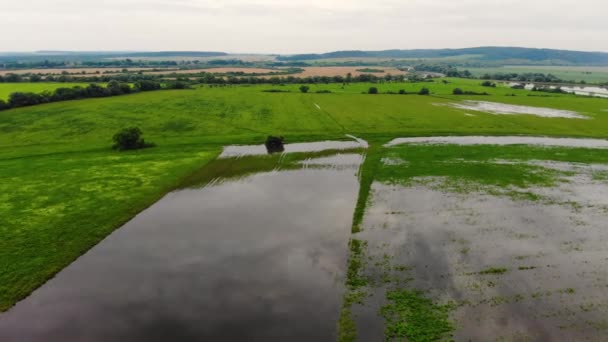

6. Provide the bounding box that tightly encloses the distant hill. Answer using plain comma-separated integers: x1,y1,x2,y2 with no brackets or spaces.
277,47,608,65
0,51,228,63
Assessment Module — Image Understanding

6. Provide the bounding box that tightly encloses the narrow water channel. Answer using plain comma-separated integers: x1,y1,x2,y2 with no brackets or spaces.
0,153,363,342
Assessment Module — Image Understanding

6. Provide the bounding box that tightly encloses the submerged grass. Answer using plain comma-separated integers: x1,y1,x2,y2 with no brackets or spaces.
380,290,455,342
338,238,369,342
376,145,608,199
351,140,388,233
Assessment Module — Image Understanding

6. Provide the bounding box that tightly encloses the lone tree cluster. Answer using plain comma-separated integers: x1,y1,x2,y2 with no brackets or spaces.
265,136,285,154
112,127,155,151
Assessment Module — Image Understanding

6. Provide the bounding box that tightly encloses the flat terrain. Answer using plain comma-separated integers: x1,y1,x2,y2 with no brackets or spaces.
292,66,407,77
0,83,93,100
1,78,608,340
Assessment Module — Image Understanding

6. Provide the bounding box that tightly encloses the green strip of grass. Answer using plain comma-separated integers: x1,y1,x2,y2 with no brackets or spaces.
338,238,369,342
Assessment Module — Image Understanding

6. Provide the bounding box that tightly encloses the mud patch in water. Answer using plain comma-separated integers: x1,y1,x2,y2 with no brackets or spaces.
444,101,588,119
0,153,363,342
386,136,608,149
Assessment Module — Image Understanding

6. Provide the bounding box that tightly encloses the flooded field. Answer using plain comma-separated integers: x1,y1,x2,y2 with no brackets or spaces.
507,83,608,98
386,136,608,148
0,152,363,342
344,143,608,341
446,101,588,119
3,135,608,341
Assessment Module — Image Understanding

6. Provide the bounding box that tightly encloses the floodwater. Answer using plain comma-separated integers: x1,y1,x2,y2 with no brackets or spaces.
561,86,608,98
446,100,588,119
508,83,608,98
352,160,608,341
386,136,608,148
220,136,368,158
0,153,363,342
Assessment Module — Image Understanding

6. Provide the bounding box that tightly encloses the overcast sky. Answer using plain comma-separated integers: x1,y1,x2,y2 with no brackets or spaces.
1,0,607,53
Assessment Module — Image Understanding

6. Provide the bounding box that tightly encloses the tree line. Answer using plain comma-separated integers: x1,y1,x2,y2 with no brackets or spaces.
0,80,189,111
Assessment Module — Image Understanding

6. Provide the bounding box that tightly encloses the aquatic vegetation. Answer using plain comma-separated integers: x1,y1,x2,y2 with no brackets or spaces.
380,290,455,342
479,267,509,275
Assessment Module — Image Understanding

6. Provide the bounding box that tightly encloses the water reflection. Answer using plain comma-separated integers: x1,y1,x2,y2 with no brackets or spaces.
445,100,587,119
220,136,368,158
355,168,608,340
0,154,362,342
386,136,608,148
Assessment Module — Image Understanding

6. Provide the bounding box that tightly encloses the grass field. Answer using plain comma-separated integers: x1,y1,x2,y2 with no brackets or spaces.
0,83,93,100
2,78,608,313
467,66,608,84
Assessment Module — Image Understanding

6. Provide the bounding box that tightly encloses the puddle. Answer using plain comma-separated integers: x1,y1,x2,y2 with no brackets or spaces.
354,170,608,340
386,136,608,148
445,101,588,119
220,135,367,158
0,153,363,342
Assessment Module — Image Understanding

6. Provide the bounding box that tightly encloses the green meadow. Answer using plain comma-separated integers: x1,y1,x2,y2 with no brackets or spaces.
1,78,608,313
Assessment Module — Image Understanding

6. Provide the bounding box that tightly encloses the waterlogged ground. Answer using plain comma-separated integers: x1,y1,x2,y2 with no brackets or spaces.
0,151,363,342
3,137,608,341
444,101,589,119
344,143,608,341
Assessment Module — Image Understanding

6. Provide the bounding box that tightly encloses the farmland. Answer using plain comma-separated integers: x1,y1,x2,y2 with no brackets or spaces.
1,77,608,340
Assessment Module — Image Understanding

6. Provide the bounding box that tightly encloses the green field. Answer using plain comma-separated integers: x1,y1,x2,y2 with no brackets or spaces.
2,78,608,312
467,66,608,83
0,83,93,100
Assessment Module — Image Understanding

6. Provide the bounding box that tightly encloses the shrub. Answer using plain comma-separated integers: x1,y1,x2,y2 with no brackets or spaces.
315,90,332,93
265,136,285,154
86,84,110,97
107,80,129,95
418,87,430,95
0,99,9,110
112,127,155,151
299,85,310,93
8,92,49,107
398,89,406,95
453,88,464,95
135,80,161,91
165,81,190,89
368,87,378,94
481,81,497,87
262,89,290,93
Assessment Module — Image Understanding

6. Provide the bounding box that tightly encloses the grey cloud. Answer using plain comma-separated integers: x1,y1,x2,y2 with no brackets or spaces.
0,0,606,52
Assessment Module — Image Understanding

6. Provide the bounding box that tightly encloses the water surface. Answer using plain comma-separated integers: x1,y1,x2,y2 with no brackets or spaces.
386,136,608,148
445,100,587,119
220,136,367,158
0,153,362,342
